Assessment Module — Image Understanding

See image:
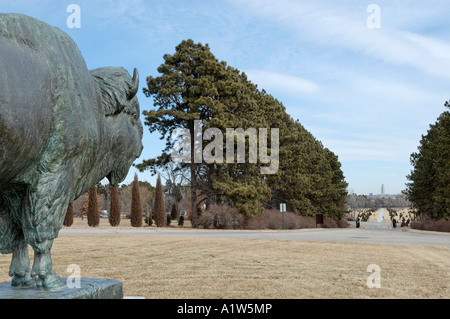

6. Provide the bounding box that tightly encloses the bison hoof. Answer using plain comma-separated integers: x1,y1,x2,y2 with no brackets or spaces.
36,270,66,290
11,271,35,288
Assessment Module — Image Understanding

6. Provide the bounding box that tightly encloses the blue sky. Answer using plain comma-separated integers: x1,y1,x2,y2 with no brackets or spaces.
2,0,449,195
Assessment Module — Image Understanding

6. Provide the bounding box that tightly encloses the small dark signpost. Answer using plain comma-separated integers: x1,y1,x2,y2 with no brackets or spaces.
280,203,286,230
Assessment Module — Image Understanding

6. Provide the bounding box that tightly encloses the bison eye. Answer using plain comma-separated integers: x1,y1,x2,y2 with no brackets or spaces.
123,99,140,120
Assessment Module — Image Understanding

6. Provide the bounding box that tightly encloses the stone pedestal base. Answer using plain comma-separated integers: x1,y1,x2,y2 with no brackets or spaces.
0,278,123,299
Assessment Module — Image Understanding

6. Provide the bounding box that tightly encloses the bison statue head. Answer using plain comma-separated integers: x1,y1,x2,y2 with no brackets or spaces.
90,67,144,186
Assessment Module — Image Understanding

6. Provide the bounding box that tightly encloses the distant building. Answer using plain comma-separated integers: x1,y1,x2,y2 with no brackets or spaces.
381,184,385,195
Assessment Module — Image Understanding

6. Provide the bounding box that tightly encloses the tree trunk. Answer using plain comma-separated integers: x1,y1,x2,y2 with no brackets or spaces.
190,121,198,228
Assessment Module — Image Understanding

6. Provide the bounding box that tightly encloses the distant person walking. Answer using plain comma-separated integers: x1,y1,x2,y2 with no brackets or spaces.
392,218,397,228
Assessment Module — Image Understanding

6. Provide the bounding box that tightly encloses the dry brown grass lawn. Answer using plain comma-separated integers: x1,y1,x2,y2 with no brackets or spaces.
0,220,448,299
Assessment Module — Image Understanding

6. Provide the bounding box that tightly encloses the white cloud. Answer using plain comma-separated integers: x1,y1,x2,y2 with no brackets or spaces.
244,69,319,95
231,0,450,80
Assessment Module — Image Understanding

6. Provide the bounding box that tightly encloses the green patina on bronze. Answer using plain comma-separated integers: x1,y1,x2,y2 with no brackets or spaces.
0,13,143,289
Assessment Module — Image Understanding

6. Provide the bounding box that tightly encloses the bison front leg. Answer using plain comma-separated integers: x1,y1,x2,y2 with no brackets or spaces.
22,181,69,290
31,244,65,289
9,232,34,288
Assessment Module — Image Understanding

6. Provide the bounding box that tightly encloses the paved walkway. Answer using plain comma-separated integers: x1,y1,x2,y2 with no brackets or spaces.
376,208,385,223
60,222,450,247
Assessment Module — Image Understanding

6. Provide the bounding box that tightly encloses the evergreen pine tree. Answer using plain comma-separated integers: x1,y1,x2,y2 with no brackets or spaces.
405,102,450,219
137,39,348,221
136,39,271,219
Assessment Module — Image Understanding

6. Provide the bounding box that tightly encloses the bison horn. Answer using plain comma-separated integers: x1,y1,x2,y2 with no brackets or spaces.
128,68,139,99
133,68,139,87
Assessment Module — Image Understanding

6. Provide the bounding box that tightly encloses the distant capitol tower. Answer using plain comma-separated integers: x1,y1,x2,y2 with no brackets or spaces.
381,184,385,195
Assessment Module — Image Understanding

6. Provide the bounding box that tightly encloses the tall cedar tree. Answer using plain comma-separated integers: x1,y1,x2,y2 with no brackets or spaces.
154,174,166,227
171,202,178,219
109,185,121,226
130,174,143,227
405,102,450,219
63,203,74,227
87,186,100,227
